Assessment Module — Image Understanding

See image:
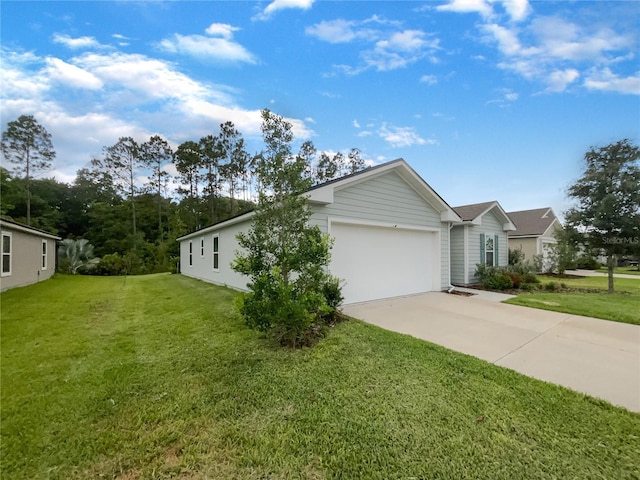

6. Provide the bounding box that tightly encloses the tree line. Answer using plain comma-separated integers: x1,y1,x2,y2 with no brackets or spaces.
1,114,366,274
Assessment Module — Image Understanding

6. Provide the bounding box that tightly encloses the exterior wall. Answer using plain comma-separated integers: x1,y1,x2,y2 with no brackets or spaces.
180,170,452,293
179,219,250,292
0,227,57,291
450,225,465,285
309,171,450,289
509,237,538,263
451,209,510,285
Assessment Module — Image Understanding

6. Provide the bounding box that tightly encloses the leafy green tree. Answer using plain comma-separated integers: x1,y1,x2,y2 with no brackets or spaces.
1,115,56,225
58,238,100,274
233,109,341,347
92,137,143,249
565,139,640,292
174,141,203,231
198,133,222,223
219,121,249,216
141,135,173,242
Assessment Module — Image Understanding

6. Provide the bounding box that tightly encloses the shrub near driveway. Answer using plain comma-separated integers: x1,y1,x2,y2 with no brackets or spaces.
2,274,639,479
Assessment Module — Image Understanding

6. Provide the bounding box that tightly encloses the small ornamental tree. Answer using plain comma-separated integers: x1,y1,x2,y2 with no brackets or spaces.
232,109,342,347
565,139,640,293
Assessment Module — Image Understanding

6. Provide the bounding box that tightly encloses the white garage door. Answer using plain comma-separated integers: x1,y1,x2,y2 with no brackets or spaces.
330,222,436,304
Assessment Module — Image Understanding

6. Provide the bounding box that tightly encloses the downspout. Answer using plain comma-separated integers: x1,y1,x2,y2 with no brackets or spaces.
447,222,455,293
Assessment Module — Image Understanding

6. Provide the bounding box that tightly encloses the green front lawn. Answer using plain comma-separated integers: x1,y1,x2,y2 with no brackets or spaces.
2,274,639,479
506,275,640,325
595,266,640,276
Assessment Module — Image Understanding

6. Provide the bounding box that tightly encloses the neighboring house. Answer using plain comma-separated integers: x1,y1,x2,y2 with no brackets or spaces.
0,219,61,292
507,207,563,271
177,159,462,304
450,201,516,285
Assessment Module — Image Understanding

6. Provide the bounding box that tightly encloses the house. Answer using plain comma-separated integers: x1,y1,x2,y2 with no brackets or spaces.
450,201,516,285
0,218,61,292
177,159,462,304
507,207,563,271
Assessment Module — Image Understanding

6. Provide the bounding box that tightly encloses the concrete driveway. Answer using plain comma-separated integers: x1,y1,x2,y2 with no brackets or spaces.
343,292,640,412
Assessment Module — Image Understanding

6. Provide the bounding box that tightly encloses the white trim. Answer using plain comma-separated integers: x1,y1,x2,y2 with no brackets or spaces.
328,216,441,234
188,241,193,267
2,232,12,277
463,225,469,284
212,233,220,272
200,237,205,258
41,239,48,271
0,220,61,240
177,211,254,242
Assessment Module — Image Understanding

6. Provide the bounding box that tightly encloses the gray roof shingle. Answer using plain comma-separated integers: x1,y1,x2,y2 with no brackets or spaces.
507,208,557,236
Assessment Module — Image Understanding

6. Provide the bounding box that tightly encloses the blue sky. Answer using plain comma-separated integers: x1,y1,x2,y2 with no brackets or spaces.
1,0,639,218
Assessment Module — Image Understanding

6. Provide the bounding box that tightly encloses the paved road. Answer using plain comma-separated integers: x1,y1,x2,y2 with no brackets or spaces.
572,269,640,280
343,292,640,412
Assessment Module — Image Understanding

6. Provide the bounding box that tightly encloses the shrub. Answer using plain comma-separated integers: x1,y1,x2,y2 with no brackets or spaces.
509,247,525,266
484,273,514,291
321,276,344,324
96,253,126,276
576,256,600,270
521,272,540,284
506,272,522,289
544,281,559,291
520,282,539,292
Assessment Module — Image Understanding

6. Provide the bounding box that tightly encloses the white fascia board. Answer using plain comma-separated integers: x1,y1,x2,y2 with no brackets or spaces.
306,187,334,204
176,211,255,242
0,221,61,240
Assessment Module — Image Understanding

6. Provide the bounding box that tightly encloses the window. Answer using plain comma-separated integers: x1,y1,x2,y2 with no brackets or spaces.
2,233,11,276
42,240,48,270
200,238,205,257
485,236,494,267
480,233,499,267
189,241,193,266
212,234,219,271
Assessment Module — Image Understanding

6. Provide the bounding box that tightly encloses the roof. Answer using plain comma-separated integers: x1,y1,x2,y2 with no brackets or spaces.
507,207,560,237
177,158,462,241
452,201,516,231
0,218,61,240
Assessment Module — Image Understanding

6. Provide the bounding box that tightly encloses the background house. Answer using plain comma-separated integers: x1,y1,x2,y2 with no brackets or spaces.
177,159,461,304
507,207,563,271
0,219,60,291
450,201,515,285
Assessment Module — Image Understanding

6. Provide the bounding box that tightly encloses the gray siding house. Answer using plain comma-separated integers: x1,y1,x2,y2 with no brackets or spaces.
507,207,563,272
177,159,461,304
0,219,61,291
450,201,515,285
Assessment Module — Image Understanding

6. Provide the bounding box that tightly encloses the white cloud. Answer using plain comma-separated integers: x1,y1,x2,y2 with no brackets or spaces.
254,0,314,21
44,57,103,90
52,33,104,50
378,123,428,148
306,19,357,43
205,23,240,39
436,0,493,18
584,68,640,95
420,74,438,85
158,24,257,64
501,0,531,22
545,68,579,93
353,120,361,128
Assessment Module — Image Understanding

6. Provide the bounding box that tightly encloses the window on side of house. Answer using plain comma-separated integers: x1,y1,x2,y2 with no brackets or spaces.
485,235,494,266
2,233,11,276
189,241,193,267
200,237,205,257
212,234,219,271
42,240,48,270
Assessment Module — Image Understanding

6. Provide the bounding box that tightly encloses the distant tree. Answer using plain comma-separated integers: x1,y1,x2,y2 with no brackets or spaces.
141,135,173,242
58,238,100,274
174,141,203,231
218,121,249,216
315,151,343,183
233,109,342,347
199,133,222,222
1,115,56,225
564,139,640,292
347,147,366,174
93,137,142,249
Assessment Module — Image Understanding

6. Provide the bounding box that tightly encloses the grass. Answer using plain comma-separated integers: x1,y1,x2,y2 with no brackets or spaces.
2,273,639,479
595,266,640,276
506,275,640,325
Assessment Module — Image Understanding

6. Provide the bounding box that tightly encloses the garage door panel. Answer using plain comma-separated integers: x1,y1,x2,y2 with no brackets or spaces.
330,223,435,304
